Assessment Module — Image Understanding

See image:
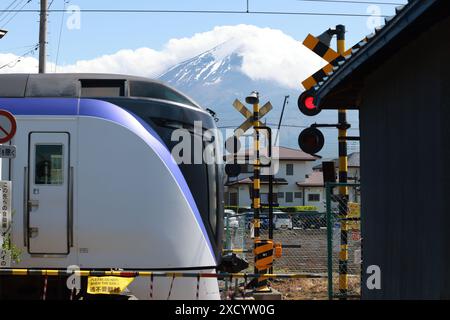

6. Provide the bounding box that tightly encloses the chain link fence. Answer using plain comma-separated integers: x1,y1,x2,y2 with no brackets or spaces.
222,183,361,300
222,208,330,299
224,210,328,274
326,183,361,300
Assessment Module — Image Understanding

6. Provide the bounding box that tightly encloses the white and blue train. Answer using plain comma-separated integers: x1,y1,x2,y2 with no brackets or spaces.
0,73,224,299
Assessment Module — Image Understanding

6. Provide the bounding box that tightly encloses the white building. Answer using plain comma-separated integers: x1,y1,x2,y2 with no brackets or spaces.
224,146,326,211
312,152,361,203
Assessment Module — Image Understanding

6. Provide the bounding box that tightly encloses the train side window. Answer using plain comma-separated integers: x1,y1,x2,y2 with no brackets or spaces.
35,145,64,185
80,79,125,97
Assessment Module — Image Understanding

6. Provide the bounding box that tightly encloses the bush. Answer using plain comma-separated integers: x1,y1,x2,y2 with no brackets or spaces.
224,205,317,213
274,206,317,213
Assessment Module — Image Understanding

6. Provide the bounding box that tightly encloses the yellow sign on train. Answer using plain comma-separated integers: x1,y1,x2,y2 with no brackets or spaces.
87,276,134,295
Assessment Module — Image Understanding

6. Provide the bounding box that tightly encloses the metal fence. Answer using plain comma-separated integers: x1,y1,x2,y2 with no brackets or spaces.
223,209,330,299
223,183,361,300
325,183,361,300
224,211,328,274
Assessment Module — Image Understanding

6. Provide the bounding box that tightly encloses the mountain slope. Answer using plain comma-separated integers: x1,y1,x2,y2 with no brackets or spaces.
158,42,359,158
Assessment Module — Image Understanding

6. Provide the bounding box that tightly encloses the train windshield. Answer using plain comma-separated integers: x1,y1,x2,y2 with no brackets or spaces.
129,81,198,108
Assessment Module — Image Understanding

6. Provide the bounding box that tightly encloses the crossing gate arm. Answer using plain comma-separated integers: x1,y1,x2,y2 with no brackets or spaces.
0,268,327,279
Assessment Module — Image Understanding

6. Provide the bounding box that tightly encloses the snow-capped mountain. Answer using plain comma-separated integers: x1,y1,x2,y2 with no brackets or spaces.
158,42,359,158
160,43,238,88
159,42,290,114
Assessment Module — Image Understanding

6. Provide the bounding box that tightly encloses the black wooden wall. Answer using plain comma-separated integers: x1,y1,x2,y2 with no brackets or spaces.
360,16,450,299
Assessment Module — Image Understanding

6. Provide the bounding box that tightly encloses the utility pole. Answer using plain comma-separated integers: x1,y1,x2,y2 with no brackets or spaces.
39,0,47,73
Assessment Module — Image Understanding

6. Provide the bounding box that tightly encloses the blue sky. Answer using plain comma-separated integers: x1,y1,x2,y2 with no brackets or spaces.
0,0,406,66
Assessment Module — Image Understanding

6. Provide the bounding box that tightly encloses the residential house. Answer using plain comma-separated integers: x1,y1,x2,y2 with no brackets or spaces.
312,152,361,203
224,146,325,210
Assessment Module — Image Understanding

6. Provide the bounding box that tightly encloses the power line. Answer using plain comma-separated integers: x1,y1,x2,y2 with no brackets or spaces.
0,0,20,20
54,0,69,72
0,0,23,24
0,43,37,51
0,44,39,70
297,0,404,5
1,0,32,29
0,8,390,17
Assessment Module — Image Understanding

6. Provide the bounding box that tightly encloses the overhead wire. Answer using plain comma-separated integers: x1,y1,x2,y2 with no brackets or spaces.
0,0,23,24
54,0,69,72
1,0,32,29
0,8,390,17
0,0,20,21
0,43,38,70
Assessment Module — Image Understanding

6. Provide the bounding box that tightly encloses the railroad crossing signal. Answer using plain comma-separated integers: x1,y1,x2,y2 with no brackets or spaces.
300,25,357,300
225,97,272,177
301,34,368,92
227,92,276,293
232,98,272,138
297,29,365,155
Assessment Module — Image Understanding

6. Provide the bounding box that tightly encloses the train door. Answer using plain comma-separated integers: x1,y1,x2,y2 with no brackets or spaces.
27,132,71,255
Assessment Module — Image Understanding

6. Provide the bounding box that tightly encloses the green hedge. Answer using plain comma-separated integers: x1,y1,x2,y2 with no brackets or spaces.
224,205,317,213
275,206,317,212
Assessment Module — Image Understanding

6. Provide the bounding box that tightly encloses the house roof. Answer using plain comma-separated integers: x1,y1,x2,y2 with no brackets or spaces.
225,146,318,162
308,0,447,109
226,176,289,187
296,171,324,187
313,152,360,170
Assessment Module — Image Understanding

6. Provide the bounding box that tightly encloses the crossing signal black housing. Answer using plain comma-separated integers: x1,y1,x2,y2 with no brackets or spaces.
298,127,325,155
225,164,241,177
298,90,321,116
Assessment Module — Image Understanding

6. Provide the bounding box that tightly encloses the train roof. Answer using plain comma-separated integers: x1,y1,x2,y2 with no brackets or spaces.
0,73,201,109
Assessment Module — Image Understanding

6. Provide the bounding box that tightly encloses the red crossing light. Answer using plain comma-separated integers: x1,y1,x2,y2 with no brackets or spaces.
298,90,321,116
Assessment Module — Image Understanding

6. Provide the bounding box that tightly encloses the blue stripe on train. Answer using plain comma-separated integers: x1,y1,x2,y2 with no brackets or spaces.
0,97,216,262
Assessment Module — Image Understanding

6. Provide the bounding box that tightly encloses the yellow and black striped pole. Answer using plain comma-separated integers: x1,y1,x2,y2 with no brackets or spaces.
252,96,261,242
248,92,273,293
336,24,349,300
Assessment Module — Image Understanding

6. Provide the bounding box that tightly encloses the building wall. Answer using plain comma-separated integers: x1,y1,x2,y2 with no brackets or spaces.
360,16,450,299
224,159,317,208
226,184,325,211
302,187,325,211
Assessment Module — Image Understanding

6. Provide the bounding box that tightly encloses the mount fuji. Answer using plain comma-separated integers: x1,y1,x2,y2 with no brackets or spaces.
158,41,359,158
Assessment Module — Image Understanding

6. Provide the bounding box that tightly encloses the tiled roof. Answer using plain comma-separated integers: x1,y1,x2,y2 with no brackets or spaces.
226,176,288,186
296,171,324,187
313,152,360,170
225,146,318,162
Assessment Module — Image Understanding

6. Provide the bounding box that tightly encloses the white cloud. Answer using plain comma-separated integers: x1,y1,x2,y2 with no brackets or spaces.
0,24,325,89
